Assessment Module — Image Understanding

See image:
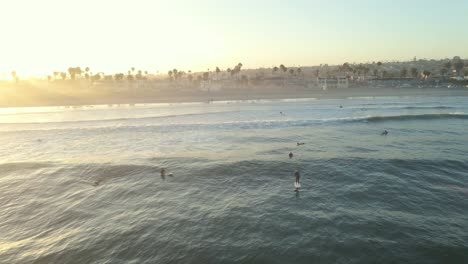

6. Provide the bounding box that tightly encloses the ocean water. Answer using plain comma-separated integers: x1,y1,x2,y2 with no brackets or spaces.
0,96,467,263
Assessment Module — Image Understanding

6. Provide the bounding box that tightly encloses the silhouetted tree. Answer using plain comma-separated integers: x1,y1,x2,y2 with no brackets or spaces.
114,73,125,81
68,67,75,80
443,61,452,70
280,64,287,73
60,72,66,80
272,66,279,75
136,70,143,80
168,70,173,80
91,74,101,82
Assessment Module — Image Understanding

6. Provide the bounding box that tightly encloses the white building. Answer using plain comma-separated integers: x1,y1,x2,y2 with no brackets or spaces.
317,76,348,90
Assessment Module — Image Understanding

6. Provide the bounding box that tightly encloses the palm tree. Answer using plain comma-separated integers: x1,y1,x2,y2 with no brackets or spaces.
131,67,135,73
289,68,295,76
60,72,67,80
85,67,90,73
377,61,383,66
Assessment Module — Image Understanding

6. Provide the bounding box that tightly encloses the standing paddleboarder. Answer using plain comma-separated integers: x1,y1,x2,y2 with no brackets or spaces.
294,170,301,191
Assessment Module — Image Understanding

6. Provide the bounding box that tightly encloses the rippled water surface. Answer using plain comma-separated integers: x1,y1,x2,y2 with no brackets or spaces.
1,96,467,263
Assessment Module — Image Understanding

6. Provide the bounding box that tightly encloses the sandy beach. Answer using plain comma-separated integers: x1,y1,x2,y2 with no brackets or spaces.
1,82,467,108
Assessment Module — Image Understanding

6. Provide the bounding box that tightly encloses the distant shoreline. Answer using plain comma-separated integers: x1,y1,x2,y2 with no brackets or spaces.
1,87,468,108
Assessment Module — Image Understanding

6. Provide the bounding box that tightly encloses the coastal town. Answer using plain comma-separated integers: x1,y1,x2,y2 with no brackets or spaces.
1,56,467,107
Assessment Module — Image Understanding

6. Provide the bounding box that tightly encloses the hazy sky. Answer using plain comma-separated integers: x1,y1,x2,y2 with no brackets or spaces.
1,0,467,77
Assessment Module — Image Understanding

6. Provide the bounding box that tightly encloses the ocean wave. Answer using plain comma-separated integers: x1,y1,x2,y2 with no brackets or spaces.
401,106,454,109
2,112,467,133
363,113,468,122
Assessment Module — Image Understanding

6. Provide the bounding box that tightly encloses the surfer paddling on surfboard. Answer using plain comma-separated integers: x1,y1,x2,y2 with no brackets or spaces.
294,170,301,192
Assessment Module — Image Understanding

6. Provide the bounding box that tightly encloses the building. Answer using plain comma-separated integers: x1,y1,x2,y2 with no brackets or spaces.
317,76,348,90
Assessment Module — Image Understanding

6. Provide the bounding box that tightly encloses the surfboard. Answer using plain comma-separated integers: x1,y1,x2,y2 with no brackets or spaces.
294,181,301,189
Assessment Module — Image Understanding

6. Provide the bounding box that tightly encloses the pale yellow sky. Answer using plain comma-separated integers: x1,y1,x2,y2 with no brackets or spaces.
1,0,467,78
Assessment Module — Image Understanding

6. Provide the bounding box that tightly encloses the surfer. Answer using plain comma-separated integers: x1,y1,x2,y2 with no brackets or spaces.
381,130,388,136
289,152,293,159
160,168,173,179
294,170,301,192
297,142,305,146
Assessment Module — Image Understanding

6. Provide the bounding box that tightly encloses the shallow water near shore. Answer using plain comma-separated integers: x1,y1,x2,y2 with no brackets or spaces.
1,95,467,263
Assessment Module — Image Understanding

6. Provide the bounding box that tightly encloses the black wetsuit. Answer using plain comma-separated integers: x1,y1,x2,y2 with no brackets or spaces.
294,171,300,184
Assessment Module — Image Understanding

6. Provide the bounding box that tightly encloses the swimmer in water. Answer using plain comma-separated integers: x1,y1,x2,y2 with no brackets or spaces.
289,152,293,159
381,130,388,136
297,142,305,146
161,168,173,179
